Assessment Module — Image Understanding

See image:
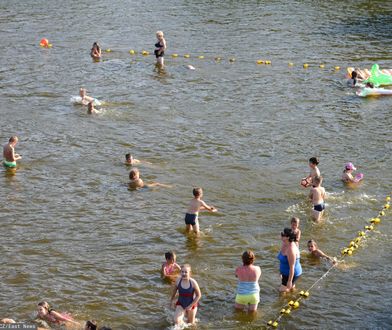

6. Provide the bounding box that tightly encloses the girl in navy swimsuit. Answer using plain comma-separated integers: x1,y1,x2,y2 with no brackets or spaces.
170,264,201,326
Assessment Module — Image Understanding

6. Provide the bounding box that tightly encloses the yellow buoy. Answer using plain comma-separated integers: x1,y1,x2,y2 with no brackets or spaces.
229,58,236,62
141,50,149,56
48,44,53,48
280,308,286,314
288,62,294,66
386,196,391,201
198,55,204,59
265,60,271,64
105,48,112,52
379,211,385,216
171,53,178,58
257,60,264,64
272,321,279,328
319,64,325,68
284,308,291,314
355,237,361,244
347,250,353,256
184,54,190,58
384,204,390,209
293,301,300,309
288,300,295,306
334,66,340,70
303,63,309,68
349,241,355,247
358,231,365,237
215,57,222,61
304,291,310,297
129,49,135,55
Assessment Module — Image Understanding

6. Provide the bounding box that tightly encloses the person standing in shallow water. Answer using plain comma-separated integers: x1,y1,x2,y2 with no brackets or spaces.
3,136,22,168
154,31,166,67
234,250,261,312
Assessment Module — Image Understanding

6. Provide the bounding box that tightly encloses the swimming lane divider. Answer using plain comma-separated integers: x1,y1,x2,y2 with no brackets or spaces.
266,193,391,328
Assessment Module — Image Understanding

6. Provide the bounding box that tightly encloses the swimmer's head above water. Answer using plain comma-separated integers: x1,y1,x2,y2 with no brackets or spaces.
180,264,191,279
129,168,140,180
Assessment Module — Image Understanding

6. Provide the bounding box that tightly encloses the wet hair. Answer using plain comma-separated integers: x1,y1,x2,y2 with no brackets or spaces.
291,217,300,225
129,168,139,180
125,153,131,160
281,228,297,242
309,157,320,165
193,187,202,197
86,320,97,330
37,301,53,313
351,71,357,79
165,251,176,261
366,82,374,88
307,239,318,248
9,136,18,143
313,175,322,185
242,250,255,265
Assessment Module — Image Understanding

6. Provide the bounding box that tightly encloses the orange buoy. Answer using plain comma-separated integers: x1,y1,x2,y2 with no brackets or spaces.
40,38,49,47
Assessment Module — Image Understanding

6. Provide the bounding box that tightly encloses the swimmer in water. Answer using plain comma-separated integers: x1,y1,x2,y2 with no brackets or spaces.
170,264,201,326
185,187,217,234
125,153,140,166
36,301,79,327
342,162,363,183
347,71,358,87
87,101,99,114
307,239,336,264
85,320,97,330
162,251,181,278
79,88,95,105
90,42,101,60
3,136,21,168
154,31,166,67
128,168,171,190
309,176,326,222
234,250,261,313
290,217,301,246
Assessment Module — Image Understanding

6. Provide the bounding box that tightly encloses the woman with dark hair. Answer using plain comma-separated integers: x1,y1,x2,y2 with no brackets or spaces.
278,228,302,292
234,250,261,312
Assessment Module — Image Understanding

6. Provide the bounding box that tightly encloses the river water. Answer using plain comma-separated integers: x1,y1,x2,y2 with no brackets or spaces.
1,0,392,329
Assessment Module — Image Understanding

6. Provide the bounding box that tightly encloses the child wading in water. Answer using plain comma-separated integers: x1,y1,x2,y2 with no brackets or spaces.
309,176,326,222
170,264,201,326
290,217,301,246
307,240,336,264
342,162,363,184
301,157,320,188
162,251,181,279
185,187,217,234
154,31,166,67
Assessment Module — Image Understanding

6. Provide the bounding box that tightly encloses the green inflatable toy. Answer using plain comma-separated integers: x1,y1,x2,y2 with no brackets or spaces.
364,64,392,87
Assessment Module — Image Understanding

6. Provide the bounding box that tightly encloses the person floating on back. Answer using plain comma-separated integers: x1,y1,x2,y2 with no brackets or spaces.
309,176,326,222
3,136,22,168
185,187,217,234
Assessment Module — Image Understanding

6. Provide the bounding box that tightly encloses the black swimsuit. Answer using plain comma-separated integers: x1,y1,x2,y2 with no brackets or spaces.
154,41,164,58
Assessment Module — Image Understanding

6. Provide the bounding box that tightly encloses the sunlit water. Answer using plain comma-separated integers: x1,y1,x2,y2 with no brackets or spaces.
1,0,391,329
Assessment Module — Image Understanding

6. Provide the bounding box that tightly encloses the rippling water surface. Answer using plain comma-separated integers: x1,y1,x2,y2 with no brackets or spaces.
1,0,392,329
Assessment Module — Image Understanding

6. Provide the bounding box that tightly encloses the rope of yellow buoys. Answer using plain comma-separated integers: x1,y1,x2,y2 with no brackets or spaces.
266,194,391,328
